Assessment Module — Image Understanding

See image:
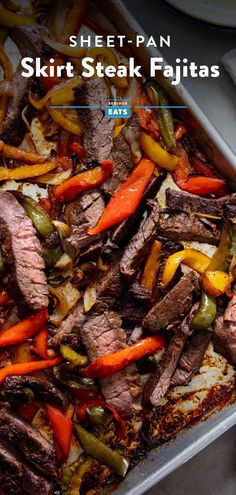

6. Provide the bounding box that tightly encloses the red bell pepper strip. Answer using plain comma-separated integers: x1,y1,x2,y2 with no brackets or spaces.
181,176,226,195
83,335,165,379
173,143,226,195
69,140,85,161
54,438,66,465
54,160,113,202
41,57,64,91
33,326,48,359
0,357,62,385
105,403,127,439
88,158,155,236
46,404,73,458
17,402,39,422
175,123,187,140
0,288,13,306
0,308,48,348
135,94,159,140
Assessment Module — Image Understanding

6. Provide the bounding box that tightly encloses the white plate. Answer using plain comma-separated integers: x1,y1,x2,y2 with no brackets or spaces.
165,0,236,27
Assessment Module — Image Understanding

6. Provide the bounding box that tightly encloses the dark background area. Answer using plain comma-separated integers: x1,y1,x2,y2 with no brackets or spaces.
123,0,236,154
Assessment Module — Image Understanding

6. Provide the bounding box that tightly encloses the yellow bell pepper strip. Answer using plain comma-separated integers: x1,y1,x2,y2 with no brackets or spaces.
145,82,176,150
140,131,178,171
162,248,211,288
42,32,86,58
74,423,129,478
201,221,232,298
0,4,35,27
192,222,232,329
54,160,113,202
0,160,57,181
86,47,129,89
61,0,89,44
82,335,166,379
140,240,162,290
202,270,231,298
0,140,45,163
29,78,82,110
48,107,82,136
0,357,62,385
0,308,48,348
88,158,155,236
0,46,13,125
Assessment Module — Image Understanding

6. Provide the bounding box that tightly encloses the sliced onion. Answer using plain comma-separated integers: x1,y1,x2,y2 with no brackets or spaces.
52,221,71,241
83,284,97,313
49,282,81,326
41,31,86,58
35,168,71,185
30,117,57,158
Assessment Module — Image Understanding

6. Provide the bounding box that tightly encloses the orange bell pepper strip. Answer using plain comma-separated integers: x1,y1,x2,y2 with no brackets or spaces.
0,288,13,306
0,357,62,385
88,158,155,236
162,248,211,287
181,176,226,195
173,143,225,195
0,308,48,348
54,160,113,202
82,335,165,379
140,240,162,290
33,326,49,359
0,140,45,163
202,270,231,298
46,405,73,458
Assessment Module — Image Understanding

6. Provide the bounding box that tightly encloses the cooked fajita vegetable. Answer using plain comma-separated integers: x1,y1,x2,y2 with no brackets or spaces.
0,160,57,180
88,158,155,235
74,423,129,477
162,248,210,287
0,309,48,347
140,132,178,171
54,160,113,201
33,326,49,359
83,336,166,379
0,357,62,384
47,404,73,458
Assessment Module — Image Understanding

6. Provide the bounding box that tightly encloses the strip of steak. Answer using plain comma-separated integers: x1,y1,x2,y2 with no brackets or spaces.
166,188,236,218
50,300,86,348
4,376,69,411
0,27,43,146
81,312,141,415
0,408,58,479
75,79,115,163
76,79,134,194
171,329,212,386
213,293,236,365
91,252,124,314
118,283,152,324
142,307,196,407
158,212,221,245
143,271,199,333
0,441,58,495
0,191,48,311
120,200,159,282
63,189,105,255
112,173,164,246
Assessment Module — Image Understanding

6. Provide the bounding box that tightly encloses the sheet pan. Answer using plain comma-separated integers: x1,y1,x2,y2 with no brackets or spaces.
95,1,236,493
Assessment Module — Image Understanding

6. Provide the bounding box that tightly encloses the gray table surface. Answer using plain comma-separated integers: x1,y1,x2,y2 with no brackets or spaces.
122,1,236,493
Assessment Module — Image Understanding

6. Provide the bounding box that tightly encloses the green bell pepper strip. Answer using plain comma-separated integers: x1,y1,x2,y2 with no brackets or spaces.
145,81,176,150
87,406,105,427
192,221,232,330
14,193,53,238
60,344,88,366
43,245,63,268
191,292,217,330
74,423,129,477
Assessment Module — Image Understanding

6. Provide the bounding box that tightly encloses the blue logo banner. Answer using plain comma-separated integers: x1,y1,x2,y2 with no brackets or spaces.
104,105,131,118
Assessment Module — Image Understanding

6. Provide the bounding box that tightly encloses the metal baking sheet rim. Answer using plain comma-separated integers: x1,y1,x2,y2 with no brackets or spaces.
95,1,236,493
